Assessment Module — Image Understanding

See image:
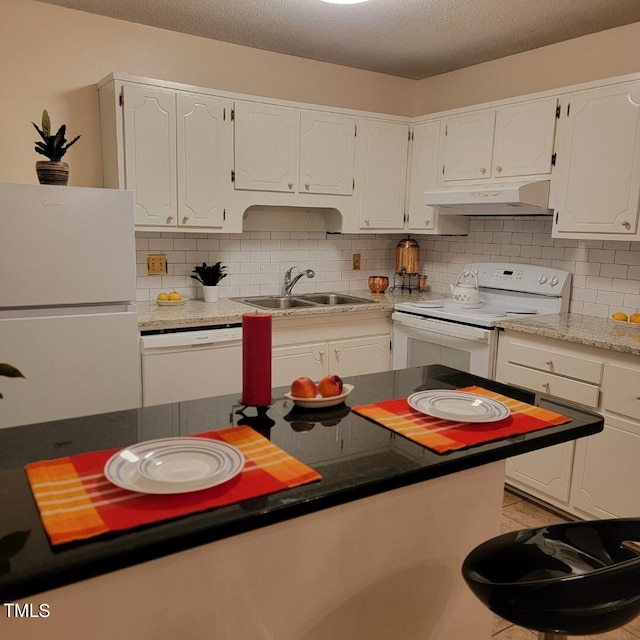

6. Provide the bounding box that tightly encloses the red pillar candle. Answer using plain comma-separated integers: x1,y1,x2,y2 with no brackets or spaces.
241,311,272,407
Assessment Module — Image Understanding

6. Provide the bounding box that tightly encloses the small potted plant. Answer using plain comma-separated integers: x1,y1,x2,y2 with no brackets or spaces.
191,262,228,302
32,110,81,185
0,363,24,400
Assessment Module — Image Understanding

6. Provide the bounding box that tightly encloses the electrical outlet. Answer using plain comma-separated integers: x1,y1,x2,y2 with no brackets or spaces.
352,253,361,270
147,254,167,275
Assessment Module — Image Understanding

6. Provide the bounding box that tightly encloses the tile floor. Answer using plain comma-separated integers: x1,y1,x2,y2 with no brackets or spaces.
492,490,640,639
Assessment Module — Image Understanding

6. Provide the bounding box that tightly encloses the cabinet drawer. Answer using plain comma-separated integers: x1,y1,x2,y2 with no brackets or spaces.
506,340,602,384
603,362,640,421
503,362,600,407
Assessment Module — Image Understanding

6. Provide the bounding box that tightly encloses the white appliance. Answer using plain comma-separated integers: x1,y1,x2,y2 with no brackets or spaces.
140,326,242,406
423,180,552,215
392,263,571,379
0,183,140,428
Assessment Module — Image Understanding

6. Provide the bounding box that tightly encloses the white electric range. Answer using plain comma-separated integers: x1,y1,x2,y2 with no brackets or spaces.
392,263,572,378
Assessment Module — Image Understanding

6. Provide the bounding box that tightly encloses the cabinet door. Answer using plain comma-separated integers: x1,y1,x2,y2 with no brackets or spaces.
176,94,231,228
359,120,408,229
442,110,495,182
299,111,356,196
407,121,439,231
493,98,557,178
602,362,640,422
272,342,327,388
505,443,574,503
233,102,299,193
552,81,640,236
123,85,177,226
571,424,640,518
329,336,390,377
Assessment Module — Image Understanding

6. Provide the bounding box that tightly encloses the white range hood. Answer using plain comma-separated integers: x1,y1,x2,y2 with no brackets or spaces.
424,180,552,215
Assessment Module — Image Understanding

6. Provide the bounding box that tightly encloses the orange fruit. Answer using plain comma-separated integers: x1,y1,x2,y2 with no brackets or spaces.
168,291,182,301
630,313,640,324
612,312,628,321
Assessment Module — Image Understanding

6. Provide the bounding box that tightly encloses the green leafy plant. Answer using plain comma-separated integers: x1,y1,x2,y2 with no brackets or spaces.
191,262,228,286
0,363,24,400
32,110,81,162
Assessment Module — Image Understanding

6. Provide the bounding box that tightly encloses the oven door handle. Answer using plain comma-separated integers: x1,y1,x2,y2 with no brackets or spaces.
392,312,491,341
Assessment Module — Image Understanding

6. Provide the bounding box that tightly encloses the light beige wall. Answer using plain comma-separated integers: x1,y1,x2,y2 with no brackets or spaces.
414,22,640,115
1,0,414,187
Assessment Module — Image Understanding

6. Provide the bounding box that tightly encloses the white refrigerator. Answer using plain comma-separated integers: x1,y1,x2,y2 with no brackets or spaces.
0,183,141,429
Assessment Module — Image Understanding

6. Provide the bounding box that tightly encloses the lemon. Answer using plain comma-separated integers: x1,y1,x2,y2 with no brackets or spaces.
168,291,182,301
630,313,640,324
612,312,628,321
156,292,169,301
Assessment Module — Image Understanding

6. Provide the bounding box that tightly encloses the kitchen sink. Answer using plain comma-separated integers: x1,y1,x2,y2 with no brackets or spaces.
235,292,372,310
298,293,371,306
237,296,318,310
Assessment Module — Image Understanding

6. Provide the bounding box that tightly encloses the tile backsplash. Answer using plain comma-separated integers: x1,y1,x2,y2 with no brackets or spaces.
136,216,640,318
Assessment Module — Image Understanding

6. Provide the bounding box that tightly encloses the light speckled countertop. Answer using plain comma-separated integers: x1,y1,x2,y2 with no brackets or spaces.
497,313,640,356
137,289,439,331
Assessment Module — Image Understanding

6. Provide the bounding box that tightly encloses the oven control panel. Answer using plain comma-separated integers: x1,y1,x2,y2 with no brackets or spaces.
464,262,571,296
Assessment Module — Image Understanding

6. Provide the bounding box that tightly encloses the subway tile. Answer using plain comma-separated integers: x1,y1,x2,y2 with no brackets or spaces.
582,302,610,317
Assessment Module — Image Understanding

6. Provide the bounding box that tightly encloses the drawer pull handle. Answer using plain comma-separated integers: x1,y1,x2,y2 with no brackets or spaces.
545,360,553,366
636,395,640,400
542,382,550,389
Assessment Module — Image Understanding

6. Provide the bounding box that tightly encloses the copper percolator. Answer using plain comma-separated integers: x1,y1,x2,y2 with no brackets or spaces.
395,236,420,275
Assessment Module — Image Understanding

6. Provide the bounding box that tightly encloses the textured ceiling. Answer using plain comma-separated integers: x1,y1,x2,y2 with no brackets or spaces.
35,0,640,79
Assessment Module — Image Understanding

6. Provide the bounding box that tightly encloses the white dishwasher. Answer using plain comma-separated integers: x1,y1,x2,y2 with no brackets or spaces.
140,324,243,407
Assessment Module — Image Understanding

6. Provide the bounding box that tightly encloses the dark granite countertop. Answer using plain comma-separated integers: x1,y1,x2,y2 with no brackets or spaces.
0,366,603,602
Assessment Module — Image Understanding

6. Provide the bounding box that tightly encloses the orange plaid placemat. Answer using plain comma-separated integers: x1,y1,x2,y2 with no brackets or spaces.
25,426,321,546
352,385,571,454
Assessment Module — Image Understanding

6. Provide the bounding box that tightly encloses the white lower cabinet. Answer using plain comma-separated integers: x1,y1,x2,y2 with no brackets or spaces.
271,312,391,388
496,330,640,519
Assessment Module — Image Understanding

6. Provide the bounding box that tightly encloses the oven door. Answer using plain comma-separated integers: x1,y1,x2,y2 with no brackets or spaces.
391,311,496,378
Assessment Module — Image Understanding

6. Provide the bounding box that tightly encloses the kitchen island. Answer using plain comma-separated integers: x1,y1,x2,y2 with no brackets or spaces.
0,366,602,640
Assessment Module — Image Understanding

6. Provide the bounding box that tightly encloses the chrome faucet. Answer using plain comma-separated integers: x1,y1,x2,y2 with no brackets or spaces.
284,267,315,296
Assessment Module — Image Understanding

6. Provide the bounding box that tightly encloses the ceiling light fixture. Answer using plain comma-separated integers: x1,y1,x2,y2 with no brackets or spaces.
320,0,370,4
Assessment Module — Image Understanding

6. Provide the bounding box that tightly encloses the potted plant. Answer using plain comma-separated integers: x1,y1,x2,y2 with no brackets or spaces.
191,262,228,302
32,110,81,185
0,363,24,399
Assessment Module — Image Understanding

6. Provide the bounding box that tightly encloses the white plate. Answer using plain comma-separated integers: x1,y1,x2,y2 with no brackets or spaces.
407,390,510,423
285,383,354,409
156,298,189,306
104,437,244,494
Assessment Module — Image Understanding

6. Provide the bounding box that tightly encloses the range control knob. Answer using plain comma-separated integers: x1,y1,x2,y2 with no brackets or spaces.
538,273,548,284
550,275,559,286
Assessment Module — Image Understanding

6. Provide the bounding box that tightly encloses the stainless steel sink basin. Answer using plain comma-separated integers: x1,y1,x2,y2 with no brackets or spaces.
234,292,372,310
237,296,318,310
298,293,371,306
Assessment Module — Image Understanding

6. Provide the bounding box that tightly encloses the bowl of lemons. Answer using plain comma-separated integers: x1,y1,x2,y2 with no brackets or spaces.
156,291,188,306
611,311,640,323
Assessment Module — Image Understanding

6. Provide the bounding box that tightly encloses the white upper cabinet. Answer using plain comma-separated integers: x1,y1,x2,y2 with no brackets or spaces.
442,110,495,182
233,102,356,196
177,93,230,228
233,102,300,193
357,119,408,230
299,111,356,195
407,121,469,235
120,84,232,230
441,97,557,183
551,81,640,239
493,98,558,178
123,86,177,226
